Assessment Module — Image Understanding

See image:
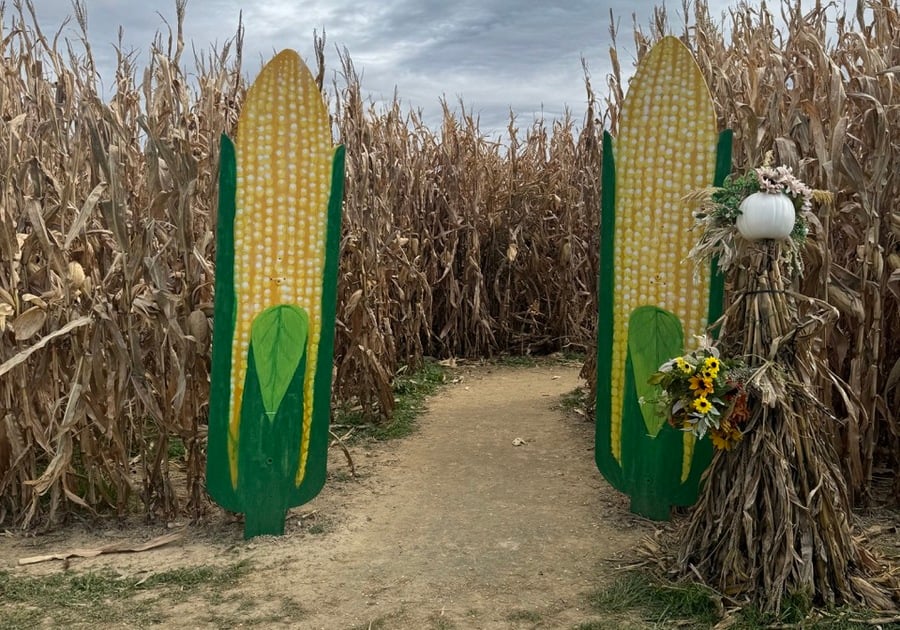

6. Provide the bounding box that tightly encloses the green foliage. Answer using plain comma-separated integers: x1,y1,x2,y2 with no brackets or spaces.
167,436,186,460
385,360,446,438
709,170,760,224
427,613,456,629
337,360,446,441
587,571,719,625
141,562,250,588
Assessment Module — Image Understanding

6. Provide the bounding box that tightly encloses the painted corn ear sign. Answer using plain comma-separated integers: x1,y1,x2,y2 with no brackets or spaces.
207,50,345,538
595,36,732,520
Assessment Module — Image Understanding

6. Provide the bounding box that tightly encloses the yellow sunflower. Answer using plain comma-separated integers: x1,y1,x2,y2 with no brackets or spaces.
689,375,714,396
675,357,692,374
710,431,731,450
692,396,713,414
703,356,720,378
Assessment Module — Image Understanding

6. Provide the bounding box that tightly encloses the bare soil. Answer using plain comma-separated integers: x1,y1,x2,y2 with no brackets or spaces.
0,363,665,628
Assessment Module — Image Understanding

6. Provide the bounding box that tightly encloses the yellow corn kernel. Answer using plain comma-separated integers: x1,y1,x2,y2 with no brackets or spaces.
610,37,718,471
228,50,333,487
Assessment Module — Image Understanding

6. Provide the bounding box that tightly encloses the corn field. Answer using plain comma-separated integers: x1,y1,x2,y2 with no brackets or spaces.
0,0,897,528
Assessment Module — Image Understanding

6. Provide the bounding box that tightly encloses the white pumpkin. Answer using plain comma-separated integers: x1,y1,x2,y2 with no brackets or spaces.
736,191,796,240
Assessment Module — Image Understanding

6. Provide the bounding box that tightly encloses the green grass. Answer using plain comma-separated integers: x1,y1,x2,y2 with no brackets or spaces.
582,571,900,630
387,360,447,438
335,359,447,441
306,522,329,535
507,608,543,623
0,561,251,629
586,571,720,627
167,435,186,460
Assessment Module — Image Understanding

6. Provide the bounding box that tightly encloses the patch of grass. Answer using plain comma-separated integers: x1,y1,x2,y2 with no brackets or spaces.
328,470,353,483
383,360,447,438
728,599,885,630
586,571,719,627
167,435,186,460
494,354,541,367
585,571,892,629
336,359,446,441
493,352,585,368
559,348,587,363
559,386,589,414
277,597,307,618
140,562,247,590
507,608,543,623
0,561,250,629
428,612,456,629
307,522,329,535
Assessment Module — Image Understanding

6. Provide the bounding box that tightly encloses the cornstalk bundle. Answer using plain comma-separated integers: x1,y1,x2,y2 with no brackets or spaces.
676,242,896,611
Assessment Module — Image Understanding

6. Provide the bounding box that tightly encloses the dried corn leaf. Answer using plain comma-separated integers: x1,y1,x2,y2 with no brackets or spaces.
12,306,46,340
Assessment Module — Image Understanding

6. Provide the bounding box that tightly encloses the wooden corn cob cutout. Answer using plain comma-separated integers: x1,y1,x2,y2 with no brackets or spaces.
207,50,345,538
595,37,732,520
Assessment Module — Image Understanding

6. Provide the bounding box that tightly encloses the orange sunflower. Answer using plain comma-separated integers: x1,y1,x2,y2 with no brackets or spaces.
689,375,714,396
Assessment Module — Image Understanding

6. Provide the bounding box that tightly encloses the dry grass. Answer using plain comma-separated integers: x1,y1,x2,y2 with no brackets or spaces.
0,0,897,528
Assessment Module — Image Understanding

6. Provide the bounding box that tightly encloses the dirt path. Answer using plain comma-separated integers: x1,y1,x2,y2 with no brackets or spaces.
2,364,654,629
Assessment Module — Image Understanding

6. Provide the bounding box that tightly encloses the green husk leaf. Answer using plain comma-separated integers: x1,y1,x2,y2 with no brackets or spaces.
627,306,684,437
250,305,309,417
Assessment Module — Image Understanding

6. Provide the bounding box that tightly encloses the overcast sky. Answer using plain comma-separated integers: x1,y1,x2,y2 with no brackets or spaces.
17,0,826,139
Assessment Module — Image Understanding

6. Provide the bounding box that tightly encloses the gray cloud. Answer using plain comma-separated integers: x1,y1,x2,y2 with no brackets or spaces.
16,0,821,138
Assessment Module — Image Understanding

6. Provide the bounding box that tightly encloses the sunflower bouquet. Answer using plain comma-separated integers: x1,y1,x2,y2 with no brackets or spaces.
648,345,750,450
